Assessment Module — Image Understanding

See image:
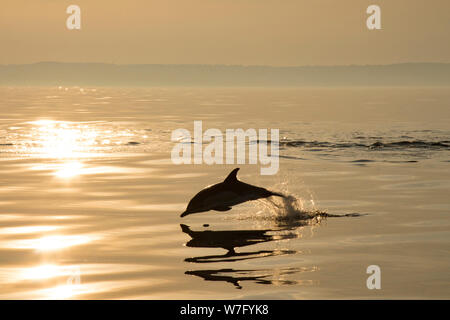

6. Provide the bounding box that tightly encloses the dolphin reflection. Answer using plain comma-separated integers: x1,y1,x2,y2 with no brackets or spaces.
185,268,302,289
180,224,297,263
181,224,313,289
181,212,362,288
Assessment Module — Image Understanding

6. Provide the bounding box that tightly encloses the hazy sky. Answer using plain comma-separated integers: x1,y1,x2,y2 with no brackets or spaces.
1,0,449,66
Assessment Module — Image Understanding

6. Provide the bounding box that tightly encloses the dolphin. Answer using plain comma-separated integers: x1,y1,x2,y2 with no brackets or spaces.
180,168,285,217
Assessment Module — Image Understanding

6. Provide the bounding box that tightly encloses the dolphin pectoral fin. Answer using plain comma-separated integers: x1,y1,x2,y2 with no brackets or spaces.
212,206,232,212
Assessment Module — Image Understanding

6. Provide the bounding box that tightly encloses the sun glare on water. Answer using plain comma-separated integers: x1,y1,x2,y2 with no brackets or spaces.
28,120,95,158
5,235,95,252
21,264,63,280
32,235,93,251
54,161,84,178
25,120,103,178
19,264,86,299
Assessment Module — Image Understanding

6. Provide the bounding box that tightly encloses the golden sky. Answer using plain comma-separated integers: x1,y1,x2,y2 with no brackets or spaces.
1,0,449,65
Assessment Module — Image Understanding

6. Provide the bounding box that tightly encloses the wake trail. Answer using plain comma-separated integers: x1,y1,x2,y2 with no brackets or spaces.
258,193,364,225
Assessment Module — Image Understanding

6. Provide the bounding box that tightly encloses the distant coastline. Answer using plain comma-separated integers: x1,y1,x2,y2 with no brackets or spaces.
1,62,449,86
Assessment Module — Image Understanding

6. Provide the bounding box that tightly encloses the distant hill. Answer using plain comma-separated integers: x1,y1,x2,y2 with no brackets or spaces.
0,62,449,86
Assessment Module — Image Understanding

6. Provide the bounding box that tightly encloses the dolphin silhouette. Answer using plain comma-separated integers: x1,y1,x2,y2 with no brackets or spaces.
180,168,285,217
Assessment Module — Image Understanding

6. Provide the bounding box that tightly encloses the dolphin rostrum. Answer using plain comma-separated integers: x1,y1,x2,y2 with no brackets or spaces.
180,168,285,217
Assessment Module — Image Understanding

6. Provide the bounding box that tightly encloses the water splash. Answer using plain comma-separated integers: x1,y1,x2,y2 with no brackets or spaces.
260,194,327,226
244,185,363,227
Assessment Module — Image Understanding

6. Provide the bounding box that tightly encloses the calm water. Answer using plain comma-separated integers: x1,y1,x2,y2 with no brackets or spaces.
0,86,449,299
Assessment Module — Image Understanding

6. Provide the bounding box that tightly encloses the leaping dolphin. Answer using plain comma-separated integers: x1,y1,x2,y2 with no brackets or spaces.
180,168,285,217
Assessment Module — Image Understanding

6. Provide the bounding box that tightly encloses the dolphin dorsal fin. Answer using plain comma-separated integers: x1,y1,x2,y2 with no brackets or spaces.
224,168,240,184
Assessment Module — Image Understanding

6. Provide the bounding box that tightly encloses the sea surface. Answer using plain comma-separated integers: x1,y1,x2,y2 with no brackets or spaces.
0,86,449,299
